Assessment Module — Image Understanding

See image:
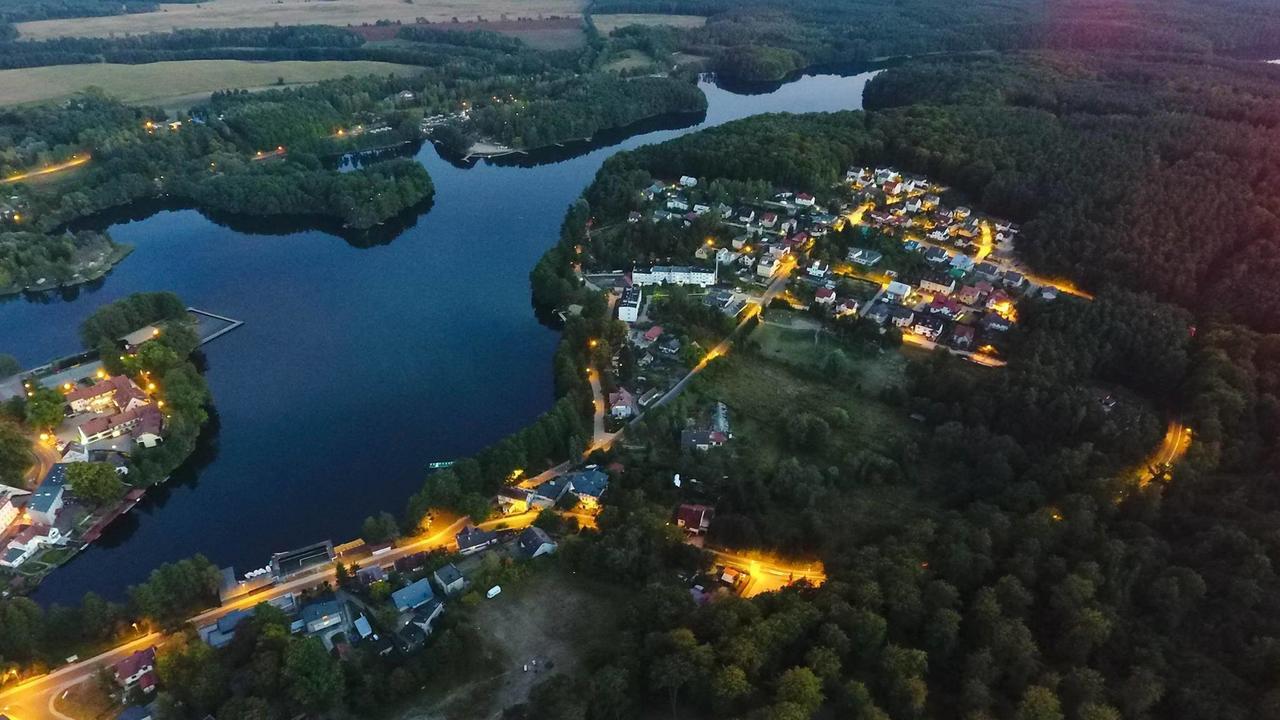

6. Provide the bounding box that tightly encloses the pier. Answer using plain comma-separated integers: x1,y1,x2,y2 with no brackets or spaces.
187,307,244,346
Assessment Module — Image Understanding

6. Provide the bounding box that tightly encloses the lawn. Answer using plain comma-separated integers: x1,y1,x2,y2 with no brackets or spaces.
0,60,421,108
592,13,707,33
16,0,584,40
398,568,625,720
750,311,911,395
601,48,657,73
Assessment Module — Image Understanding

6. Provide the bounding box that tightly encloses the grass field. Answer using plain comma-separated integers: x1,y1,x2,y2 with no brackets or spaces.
15,0,584,40
0,60,420,108
592,13,707,33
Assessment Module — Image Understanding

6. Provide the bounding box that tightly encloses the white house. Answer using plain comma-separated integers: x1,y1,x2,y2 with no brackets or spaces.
794,193,815,207
679,175,697,188
631,266,717,288
0,486,27,534
756,256,779,279
885,281,913,302
0,523,64,568
617,286,642,323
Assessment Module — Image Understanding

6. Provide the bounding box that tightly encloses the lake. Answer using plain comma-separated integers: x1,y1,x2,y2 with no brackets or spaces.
0,70,878,605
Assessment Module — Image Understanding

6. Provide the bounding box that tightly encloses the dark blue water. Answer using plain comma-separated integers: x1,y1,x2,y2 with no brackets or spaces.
0,71,877,605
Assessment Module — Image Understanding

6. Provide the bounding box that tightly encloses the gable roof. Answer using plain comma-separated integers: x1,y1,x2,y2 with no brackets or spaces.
456,525,498,550
434,562,463,585
30,464,69,514
392,578,435,611
113,647,156,679
567,468,609,498
517,527,555,557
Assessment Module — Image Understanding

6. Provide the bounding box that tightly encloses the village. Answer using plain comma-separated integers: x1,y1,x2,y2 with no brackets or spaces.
0,310,240,584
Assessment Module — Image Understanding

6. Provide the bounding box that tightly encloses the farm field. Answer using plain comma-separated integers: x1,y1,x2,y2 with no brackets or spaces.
14,0,584,40
0,60,421,108
591,13,707,33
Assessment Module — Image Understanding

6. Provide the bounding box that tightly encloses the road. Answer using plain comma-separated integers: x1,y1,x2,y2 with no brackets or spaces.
2,154,90,185
24,440,59,487
585,368,616,454
705,547,826,598
900,332,1007,367
0,513,537,720
1137,419,1191,485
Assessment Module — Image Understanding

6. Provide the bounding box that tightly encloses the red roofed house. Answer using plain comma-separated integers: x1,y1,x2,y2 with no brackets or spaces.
608,388,637,419
77,405,164,446
814,286,837,307
951,325,976,349
114,647,158,693
956,285,982,305
643,326,664,343
675,504,715,535
928,297,962,317
66,375,148,415
794,192,815,207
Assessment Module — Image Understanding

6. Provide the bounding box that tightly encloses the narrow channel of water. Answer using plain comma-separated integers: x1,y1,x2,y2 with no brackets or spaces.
0,70,879,605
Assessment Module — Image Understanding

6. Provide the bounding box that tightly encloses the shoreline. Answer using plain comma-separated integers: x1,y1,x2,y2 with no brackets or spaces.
0,243,134,298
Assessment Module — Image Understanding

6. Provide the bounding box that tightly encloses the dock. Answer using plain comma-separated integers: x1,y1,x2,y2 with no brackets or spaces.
188,307,244,346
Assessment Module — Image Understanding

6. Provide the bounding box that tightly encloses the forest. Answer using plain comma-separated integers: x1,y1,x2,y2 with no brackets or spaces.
589,0,1280,80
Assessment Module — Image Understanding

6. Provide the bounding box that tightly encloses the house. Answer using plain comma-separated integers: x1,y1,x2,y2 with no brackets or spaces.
631,265,716,288
980,312,1014,332
60,441,89,463
609,388,637,419
919,275,956,296
301,599,346,634
949,254,975,272
642,325,664,344
759,212,778,229
517,526,557,559
956,285,983,306
617,286,642,323
529,476,572,508
455,526,499,555
198,609,251,648
715,247,740,266
397,90,416,102
353,615,375,640
391,578,435,612
410,598,444,635
566,468,609,509
627,211,642,224
736,208,756,223
924,246,951,265
28,463,68,525
885,281,913,303
950,325,976,349
356,565,387,585
675,504,714,535
864,303,891,326
679,175,697,188
904,198,923,213
693,204,711,215
889,306,916,328
0,523,64,568
666,197,689,212
814,286,837,307
433,563,466,595
928,297,962,317
497,486,531,515
974,261,1000,280
77,405,164,446
848,248,883,266
794,193,815,207
835,298,861,318
953,206,971,220
682,429,727,452
756,256,780,279
986,290,1014,312
66,375,149,414
113,647,157,692
912,316,946,340
659,337,682,356
807,260,830,279
0,486,25,534
1001,270,1026,288
642,181,666,200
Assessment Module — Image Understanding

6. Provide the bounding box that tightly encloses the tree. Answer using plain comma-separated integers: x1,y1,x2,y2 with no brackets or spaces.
711,664,753,715
1016,686,1064,720
775,667,824,716
0,353,20,378
66,462,125,507
24,386,64,430
361,512,401,544
0,419,30,485
284,637,344,712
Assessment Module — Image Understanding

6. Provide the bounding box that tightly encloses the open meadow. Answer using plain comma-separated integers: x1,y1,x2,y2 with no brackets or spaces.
0,60,420,108
15,0,584,40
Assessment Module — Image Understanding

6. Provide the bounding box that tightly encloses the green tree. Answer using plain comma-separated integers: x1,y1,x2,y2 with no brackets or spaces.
1015,686,1064,720
284,637,344,712
0,419,30,485
361,511,401,544
0,353,20,378
66,462,126,507
24,386,64,430
775,667,824,716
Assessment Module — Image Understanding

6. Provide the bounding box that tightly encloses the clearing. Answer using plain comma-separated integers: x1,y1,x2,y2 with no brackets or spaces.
15,0,584,41
591,13,707,33
0,60,420,108
399,569,624,720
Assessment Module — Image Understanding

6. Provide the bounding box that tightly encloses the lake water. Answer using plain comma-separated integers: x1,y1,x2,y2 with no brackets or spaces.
0,70,878,605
